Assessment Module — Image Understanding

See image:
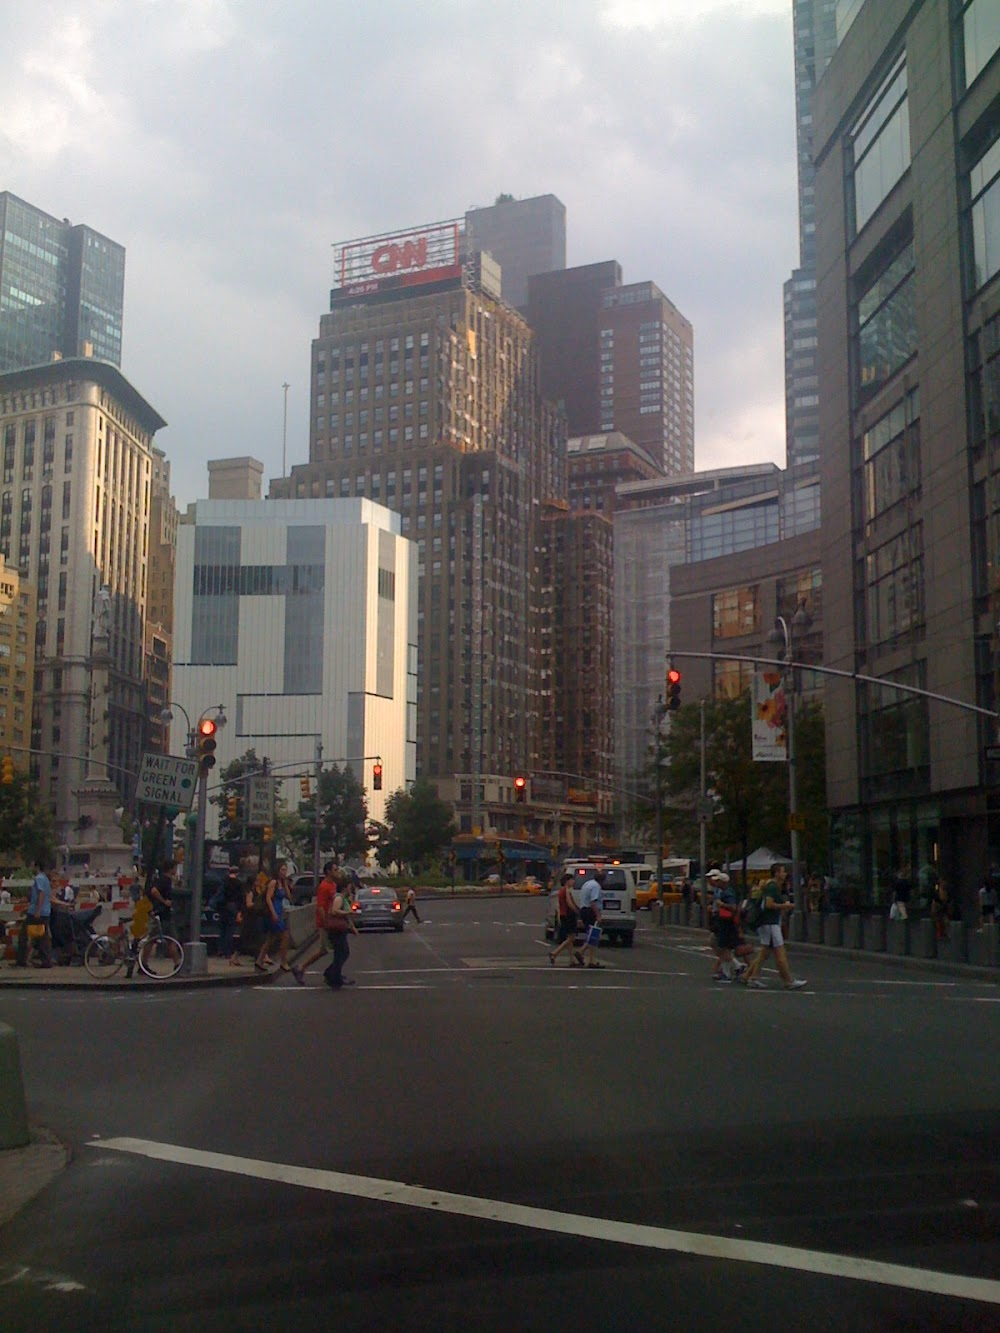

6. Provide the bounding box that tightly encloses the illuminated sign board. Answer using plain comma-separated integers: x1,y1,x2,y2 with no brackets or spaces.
333,220,462,301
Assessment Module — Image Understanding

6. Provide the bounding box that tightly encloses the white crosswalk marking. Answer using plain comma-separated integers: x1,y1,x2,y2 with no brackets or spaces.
91,1137,1000,1307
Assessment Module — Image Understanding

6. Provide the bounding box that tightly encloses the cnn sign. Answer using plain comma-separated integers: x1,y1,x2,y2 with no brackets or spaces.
338,221,460,290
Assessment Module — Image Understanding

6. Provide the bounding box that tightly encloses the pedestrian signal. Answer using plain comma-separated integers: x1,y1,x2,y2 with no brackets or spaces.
263,825,273,842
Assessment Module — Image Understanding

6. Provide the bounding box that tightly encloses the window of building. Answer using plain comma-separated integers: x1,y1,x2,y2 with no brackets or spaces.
850,53,909,233
970,134,1000,293
862,388,920,525
714,659,754,699
865,523,924,646
961,0,1000,89
712,585,760,639
855,240,916,403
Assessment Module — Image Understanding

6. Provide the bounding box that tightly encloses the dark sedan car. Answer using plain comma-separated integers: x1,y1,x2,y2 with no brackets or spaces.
350,885,403,931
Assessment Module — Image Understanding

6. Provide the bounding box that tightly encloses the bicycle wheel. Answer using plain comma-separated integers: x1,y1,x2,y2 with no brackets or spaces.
138,933,184,979
84,935,125,980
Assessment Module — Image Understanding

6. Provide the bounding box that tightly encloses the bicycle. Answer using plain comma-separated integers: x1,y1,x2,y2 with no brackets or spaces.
84,913,185,980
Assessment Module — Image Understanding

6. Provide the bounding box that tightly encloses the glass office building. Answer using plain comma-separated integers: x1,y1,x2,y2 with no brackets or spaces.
0,193,124,373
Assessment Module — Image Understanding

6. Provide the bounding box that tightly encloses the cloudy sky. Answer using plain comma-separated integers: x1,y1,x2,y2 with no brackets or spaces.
2,0,798,507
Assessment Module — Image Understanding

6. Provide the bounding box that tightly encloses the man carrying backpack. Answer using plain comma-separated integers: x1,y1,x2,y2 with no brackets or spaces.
739,863,807,991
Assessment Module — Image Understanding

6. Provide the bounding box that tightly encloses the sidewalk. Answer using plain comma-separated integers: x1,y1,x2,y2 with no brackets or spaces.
0,954,278,991
0,1126,70,1228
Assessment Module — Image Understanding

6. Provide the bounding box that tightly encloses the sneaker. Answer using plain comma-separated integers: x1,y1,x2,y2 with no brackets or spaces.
714,974,732,984
785,979,808,990
747,979,767,989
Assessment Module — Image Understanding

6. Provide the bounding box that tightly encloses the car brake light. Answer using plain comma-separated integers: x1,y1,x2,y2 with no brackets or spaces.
371,888,381,894
391,901,401,910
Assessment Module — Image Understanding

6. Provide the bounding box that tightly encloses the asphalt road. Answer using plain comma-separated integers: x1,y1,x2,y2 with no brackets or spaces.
1,898,998,1331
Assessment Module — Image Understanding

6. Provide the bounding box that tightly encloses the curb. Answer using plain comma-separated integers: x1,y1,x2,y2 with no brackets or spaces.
0,963,279,992
0,1126,70,1228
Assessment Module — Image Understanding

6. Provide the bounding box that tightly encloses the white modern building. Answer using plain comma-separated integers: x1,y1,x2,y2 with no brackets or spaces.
172,497,417,832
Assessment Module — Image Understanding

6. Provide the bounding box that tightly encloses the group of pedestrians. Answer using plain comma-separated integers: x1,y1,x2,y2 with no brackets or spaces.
548,868,606,969
708,862,807,990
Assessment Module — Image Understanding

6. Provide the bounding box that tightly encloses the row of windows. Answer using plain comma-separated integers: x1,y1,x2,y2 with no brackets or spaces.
851,53,909,234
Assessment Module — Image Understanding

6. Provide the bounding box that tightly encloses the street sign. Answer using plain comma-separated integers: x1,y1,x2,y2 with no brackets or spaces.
135,752,199,810
985,746,1000,762
247,775,275,826
696,797,714,822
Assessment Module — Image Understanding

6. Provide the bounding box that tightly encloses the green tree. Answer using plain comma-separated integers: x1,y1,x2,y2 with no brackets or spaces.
212,749,266,841
375,779,456,873
660,689,827,882
0,773,56,869
306,763,369,861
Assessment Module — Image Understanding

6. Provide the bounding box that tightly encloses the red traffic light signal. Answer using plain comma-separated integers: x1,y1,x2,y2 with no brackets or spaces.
666,667,682,711
372,762,383,791
513,775,527,803
196,717,218,771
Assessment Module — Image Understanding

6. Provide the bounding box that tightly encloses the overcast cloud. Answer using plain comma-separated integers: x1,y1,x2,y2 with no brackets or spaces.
0,0,796,506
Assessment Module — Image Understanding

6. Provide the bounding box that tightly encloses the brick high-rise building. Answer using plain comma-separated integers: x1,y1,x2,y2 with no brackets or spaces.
527,265,693,476
464,194,566,311
274,219,566,835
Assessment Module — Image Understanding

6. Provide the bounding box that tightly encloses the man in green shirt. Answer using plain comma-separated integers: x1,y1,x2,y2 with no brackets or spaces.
740,863,807,990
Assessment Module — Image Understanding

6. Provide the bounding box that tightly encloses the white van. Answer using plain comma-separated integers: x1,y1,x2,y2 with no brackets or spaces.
544,860,638,947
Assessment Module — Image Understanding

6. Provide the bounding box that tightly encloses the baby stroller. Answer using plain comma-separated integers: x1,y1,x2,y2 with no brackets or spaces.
48,901,102,966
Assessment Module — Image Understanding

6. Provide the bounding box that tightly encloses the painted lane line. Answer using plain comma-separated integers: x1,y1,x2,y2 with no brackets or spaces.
92,1137,1000,1306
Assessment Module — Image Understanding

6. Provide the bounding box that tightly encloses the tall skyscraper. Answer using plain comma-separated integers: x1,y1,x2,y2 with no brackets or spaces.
814,0,1000,912
464,194,566,311
783,2,839,468
527,265,693,476
274,218,566,835
0,193,125,373
0,358,165,836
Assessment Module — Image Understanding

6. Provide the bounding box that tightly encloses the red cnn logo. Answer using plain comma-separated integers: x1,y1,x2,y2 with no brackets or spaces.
371,237,428,275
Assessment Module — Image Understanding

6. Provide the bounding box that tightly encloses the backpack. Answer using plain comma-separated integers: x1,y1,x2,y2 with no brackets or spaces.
744,890,764,929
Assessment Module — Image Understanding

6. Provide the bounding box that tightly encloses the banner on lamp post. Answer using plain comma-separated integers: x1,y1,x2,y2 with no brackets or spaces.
751,671,788,762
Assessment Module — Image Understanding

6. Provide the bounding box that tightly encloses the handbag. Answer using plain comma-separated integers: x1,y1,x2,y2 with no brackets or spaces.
585,924,602,947
26,921,47,940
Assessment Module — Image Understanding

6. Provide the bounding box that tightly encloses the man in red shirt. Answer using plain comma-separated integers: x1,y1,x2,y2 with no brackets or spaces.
292,861,340,985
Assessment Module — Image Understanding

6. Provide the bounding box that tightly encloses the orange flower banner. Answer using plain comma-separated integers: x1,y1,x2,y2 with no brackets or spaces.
751,671,788,762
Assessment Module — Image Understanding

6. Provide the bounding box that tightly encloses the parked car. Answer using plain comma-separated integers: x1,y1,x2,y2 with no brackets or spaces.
291,873,316,906
350,885,404,931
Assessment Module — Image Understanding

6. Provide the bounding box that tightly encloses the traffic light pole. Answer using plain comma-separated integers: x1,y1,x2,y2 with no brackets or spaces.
186,764,209,976
312,737,322,883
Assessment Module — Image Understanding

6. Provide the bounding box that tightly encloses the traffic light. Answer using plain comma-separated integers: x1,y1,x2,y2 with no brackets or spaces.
666,666,682,711
372,761,382,791
1,756,13,785
263,825,273,843
513,774,527,803
196,718,217,772
301,775,311,800
226,795,238,821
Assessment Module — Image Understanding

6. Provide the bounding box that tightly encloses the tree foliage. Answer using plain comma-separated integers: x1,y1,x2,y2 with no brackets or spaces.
212,749,267,842
659,690,827,880
302,763,369,861
370,778,456,873
0,773,56,869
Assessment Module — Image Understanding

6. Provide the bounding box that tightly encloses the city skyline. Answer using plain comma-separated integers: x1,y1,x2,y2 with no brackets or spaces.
0,1,797,507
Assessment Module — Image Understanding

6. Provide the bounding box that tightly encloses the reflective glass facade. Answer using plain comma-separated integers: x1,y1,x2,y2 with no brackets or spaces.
850,55,910,234
0,193,124,373
971,136,1000,293
961,0,1000,88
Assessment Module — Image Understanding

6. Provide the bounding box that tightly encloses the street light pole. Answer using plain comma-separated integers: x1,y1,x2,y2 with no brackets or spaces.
768,603,812,925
